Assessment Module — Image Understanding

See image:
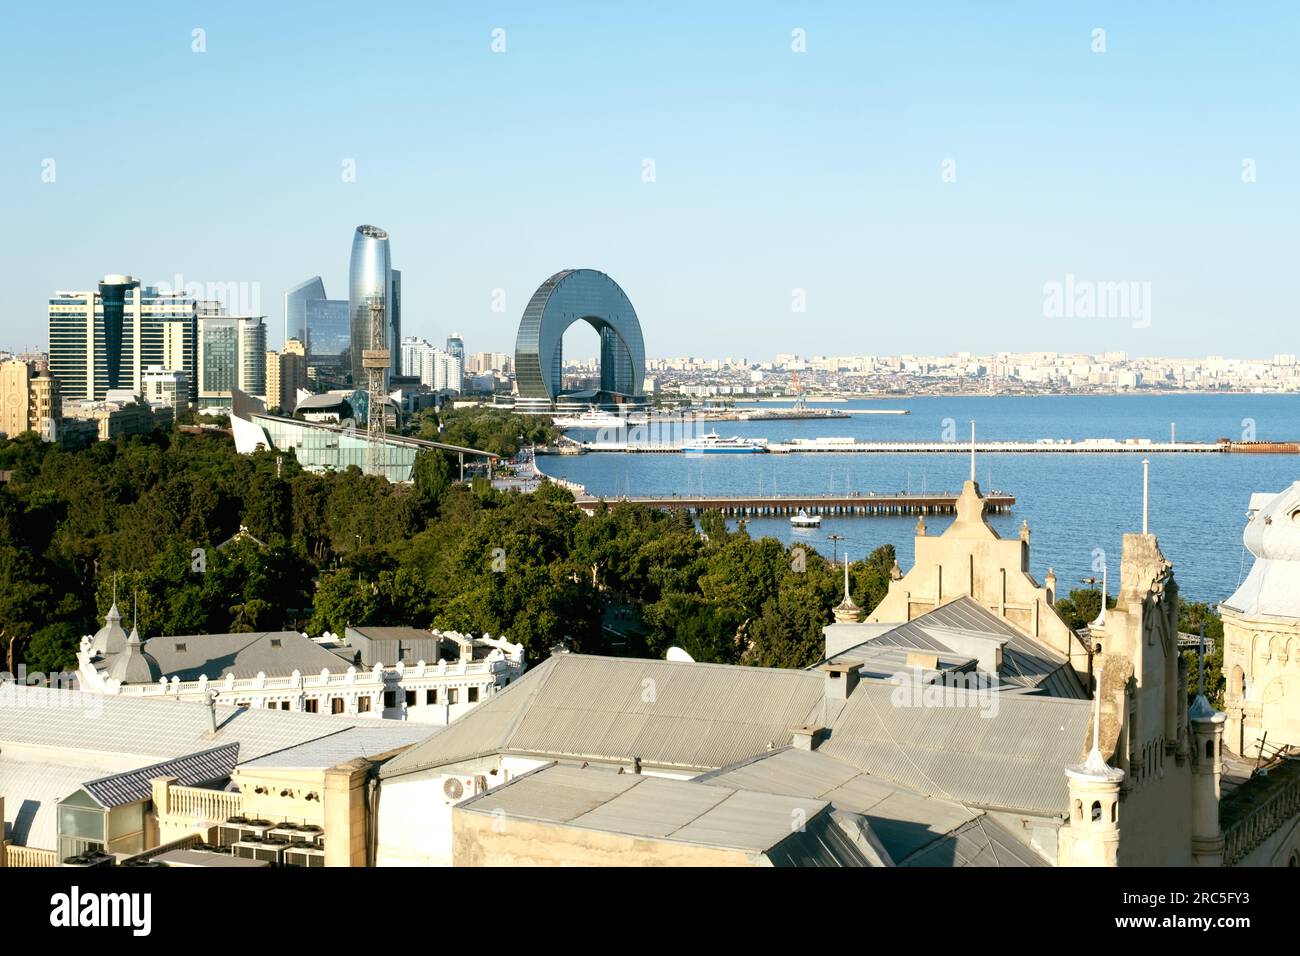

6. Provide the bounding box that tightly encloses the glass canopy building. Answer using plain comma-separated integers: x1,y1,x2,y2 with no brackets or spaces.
513,269,646,411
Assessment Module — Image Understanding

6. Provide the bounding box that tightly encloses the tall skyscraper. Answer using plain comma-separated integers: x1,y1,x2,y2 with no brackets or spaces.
304,298,350,369
198,315,267,408
390,269,402,377
446,333,465,372
48,276,198,401
348,225,394,385
284,275,326,347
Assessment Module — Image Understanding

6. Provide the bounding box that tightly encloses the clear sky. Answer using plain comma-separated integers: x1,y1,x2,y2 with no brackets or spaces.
2,1,1296,359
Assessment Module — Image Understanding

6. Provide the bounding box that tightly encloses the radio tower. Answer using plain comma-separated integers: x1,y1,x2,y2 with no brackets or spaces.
362,295,390,477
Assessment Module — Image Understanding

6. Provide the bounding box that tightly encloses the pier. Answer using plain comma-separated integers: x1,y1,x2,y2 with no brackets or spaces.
573,491,1015,517
568,437,1299,454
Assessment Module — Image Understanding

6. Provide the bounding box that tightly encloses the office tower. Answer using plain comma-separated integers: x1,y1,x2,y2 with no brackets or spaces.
198,315,267,407
348,225,393,385
141,366,190,414
304,298,350,369
0,358,61,440
390,269,402,376
285,276,326,347
265,338,308,413
446,333,465,373
48,275,198,402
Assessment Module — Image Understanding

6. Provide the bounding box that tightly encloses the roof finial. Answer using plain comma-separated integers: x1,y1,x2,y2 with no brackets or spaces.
969,420,976,483
1089,563,1108,629
1142,458,1150,534
1077,661,1117,777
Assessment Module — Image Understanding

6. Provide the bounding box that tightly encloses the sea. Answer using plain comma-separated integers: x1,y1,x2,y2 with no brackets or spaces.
538,394,1300,605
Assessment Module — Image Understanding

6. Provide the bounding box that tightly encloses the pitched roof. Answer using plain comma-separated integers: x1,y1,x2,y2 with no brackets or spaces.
456,762,882,866
848,596,1088,699
81,743,240,808
696,747,1050,867
99,630,347,683
381,655,825,778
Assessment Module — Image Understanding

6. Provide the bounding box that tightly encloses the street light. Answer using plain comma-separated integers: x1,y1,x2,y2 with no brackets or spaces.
827,533,844,564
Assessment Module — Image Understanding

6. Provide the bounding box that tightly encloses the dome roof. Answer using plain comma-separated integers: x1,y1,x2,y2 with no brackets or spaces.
104,626,162,685
89,602,128,657
1223,481,1300,619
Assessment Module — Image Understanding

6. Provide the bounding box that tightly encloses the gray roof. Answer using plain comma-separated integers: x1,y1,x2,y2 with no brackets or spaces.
697,747,1050,866
844,596,1088,699
381,655,826,778
104,630,162,684
457,762,881,865
239,724,436,770
100,630,347,683
89,602,128,657
1,757,114,851
81,743,240,808
817,679,1091,815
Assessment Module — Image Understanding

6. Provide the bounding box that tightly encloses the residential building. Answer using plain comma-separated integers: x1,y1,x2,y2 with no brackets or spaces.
401,337,463,393
63,394,170,442
0,358,60,440
265,338,308,413
141,366,190,414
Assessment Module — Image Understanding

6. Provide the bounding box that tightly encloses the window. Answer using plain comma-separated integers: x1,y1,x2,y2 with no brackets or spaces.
304,698,319,714
331,697,344,715
384,690,397,709
175,643,187,652
468,687,480,703
280,701,290,710
426,689,437,705
448,688,459,705
266,700,277,709
358,695,371,712
405,689,417,706
1091,800,1102,823
1206,739,1215,760
270,639,282,648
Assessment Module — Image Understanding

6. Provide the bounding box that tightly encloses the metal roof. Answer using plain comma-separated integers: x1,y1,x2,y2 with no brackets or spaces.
843,596,1088,699
81,743,240,808
695,747,1050,867
0,757,116,851
818,680,1091,815
381,655,825,778
458,763,873,864
96,630,346,683
239,724,435,769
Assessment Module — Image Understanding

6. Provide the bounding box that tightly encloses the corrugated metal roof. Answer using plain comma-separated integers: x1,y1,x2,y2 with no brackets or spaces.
818,680,1091,815
1,758,116,851
696,747,1050,867
81,743,240,808
842,596,1087,699
459,763,859,861
381,656,825,778
240,724,435,769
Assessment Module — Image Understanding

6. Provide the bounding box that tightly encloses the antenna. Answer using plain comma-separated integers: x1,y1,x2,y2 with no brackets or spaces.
1197,621,1206,699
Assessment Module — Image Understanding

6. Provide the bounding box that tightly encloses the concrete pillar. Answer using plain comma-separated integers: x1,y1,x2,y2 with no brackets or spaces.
323,758,373,867
1189,705,1227,866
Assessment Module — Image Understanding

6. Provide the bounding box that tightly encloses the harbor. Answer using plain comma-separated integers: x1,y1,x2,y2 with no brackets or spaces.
560,436,1299,454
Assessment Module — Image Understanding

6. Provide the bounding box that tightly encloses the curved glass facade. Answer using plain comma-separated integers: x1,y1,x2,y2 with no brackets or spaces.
513,269,645,405
348,225,392,384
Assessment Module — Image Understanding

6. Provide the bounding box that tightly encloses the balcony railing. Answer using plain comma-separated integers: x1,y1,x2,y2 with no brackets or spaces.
1222,762,1300,866
160,785,244,828
3,844,57,867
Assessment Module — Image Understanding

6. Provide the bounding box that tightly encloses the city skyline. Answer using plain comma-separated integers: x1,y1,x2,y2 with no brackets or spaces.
3,3,1297,359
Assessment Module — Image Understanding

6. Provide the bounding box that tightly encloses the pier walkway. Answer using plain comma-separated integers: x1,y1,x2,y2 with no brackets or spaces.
573,490,1015,517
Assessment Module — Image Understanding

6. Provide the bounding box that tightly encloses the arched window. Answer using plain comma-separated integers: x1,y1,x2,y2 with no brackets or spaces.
1206,739,1214,761
1091,800,1102,823
1110,801,1117,823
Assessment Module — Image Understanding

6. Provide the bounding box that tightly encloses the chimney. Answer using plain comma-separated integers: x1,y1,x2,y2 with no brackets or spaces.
820,662,862,702
790,725,827,751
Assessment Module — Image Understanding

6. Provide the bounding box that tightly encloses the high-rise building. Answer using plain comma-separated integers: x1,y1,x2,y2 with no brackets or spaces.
348,225,397,385
198,315,267,408
391,269,402,377
446,333,464,371
0,358,61,440
284,276,326,348
48,275,198,402
265,338,308,413
400,337,463,393
304,298,350,370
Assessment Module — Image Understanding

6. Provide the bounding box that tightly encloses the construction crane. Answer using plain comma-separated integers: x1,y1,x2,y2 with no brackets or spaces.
791,369,808,412
362,296,390,477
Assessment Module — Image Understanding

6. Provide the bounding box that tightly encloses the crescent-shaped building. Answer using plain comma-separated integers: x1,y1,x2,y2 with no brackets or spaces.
514,269,646,411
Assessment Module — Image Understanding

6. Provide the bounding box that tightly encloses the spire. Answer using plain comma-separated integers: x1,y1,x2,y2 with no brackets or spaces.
1089,564,1108,628
1141,458,1150,535
833,554,863,624
1189,621,1220,722
1074,661,1123,780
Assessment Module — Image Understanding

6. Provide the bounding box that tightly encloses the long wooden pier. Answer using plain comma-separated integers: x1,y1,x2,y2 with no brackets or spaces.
574,491,1015,517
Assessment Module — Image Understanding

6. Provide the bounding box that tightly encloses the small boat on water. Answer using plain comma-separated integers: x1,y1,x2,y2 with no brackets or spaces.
790,510,821,528
552,410,628,430
681,431,768,454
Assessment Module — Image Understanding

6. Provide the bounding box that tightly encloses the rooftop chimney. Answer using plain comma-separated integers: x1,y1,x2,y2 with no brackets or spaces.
820,662,862,702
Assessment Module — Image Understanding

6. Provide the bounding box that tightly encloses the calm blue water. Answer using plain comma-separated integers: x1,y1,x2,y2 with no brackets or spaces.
541,395,1300,603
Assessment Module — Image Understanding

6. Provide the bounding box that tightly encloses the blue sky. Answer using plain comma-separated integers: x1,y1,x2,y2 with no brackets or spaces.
2,1,1296,358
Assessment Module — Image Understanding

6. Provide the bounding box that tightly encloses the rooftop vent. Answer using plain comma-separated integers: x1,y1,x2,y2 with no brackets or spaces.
820,662,862,702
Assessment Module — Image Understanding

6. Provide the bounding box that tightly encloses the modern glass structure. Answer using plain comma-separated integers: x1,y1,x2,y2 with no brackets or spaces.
48,276,198,401
305,298,350,368
198,316,267,407
284,275,326,347
513,269,645,410
348,225,396,384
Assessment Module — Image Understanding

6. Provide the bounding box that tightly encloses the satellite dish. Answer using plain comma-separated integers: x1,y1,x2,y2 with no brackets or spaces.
443,778,464,800
666,646,695,663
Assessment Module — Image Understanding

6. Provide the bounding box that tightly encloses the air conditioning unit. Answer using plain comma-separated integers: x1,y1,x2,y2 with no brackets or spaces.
218,816,274,847
283,842,326,868
442,775,481,804
268,823,304,843
296,825,324,848
61,851,115,868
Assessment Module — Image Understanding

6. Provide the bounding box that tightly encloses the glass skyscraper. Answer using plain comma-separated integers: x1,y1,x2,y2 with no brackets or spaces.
348,225,400,384
198,315,267,408
284,276,326,347
305,299,351,368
